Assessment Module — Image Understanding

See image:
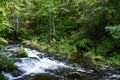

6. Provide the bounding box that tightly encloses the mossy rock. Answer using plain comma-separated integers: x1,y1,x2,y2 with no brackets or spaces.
16,46,28,58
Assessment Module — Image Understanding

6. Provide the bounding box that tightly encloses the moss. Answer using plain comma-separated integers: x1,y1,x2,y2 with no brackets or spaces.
16,46,28,58
84,50,120,66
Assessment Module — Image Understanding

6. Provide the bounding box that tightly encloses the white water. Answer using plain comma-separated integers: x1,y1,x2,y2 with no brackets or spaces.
109,74,120,79
3,46,86,80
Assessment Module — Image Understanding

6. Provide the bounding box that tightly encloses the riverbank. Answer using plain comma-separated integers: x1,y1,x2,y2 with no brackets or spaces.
0,44,120,80
21,39,120,67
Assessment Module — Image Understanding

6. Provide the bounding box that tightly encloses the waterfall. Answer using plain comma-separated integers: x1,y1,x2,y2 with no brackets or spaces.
3,45,120,80
2,45,86,80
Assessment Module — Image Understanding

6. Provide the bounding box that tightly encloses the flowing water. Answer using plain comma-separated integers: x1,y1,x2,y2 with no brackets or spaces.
1,45,120,80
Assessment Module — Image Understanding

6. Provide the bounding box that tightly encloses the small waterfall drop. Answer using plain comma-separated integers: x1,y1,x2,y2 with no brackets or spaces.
2,45,86,80
2,45,120,80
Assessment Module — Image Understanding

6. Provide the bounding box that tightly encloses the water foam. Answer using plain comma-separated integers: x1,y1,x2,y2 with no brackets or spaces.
3,46,86,80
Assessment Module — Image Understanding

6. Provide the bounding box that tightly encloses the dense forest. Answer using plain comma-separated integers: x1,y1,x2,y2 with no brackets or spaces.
0,0,120,79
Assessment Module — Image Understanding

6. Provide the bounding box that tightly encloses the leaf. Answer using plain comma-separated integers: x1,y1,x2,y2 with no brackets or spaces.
106,24,120,39
0,37,8,44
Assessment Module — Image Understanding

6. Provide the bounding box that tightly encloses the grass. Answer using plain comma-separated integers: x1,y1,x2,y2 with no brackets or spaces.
0,54,15,72
110,52,120,65
84,51,120,66
23,39,78,59
22,39,120,66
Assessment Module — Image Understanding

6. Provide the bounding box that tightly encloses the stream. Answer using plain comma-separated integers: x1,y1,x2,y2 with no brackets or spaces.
1,45,120,80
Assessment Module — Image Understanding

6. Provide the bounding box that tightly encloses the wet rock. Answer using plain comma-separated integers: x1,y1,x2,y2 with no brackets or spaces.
10,58,22,63
68,72,81,77
2,45,120,80
9,68,24,77
4,45,21,52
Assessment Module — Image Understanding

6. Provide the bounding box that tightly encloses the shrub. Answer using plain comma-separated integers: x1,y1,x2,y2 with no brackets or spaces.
106,24,120,39
110,52,120,65
23,39,40,49
96,38,114,55
0,54,15,72
77,38,93,50
0,37,8,45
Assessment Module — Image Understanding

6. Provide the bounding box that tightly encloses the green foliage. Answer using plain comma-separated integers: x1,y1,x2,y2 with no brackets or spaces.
110,52,120,65
106,24,120,39
0,37,8,44
97,38,114,55
0,0,120,66
0,1,12,38
84,50,112,66
18,28,31,40
39,38,77,59
84,50,104,60
84,51,106,66
0,53,15,72
23,38,77,58
23,39,40,49
23,39,49,52
16,46,28,58
55,38,77,55
77,38,93,50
